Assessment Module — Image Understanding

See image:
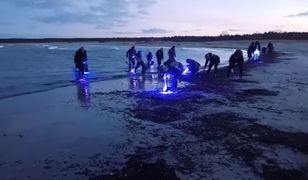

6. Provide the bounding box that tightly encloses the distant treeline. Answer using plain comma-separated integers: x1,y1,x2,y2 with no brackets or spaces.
1,32,308,43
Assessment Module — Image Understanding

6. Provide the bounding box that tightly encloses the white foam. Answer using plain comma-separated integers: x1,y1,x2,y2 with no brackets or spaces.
0,45,4,48
48,46,58,50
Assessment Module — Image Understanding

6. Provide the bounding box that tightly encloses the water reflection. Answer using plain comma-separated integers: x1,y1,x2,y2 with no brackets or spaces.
76,81,91,109
129,74,146,91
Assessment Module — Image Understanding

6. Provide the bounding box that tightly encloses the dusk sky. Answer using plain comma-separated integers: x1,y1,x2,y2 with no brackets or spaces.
0,0,307,38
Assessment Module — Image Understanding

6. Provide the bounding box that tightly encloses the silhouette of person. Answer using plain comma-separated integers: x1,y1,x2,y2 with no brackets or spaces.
126,46,137,70
267,42,274,53
146,52,154,68
247,42,255,59
186,59,201,74
155,48,164,66
204,53,220,75
74,46,87,79
255,41,261,51
227,49,244,78
134,51,146,74
168,46,176,60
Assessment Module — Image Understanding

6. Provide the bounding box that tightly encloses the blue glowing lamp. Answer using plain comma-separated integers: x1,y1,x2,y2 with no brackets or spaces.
252,49,260,61
182,66,190,75
161,74,175,94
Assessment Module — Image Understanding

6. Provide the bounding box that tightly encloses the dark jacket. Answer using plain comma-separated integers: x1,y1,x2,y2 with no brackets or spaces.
74,48,87,68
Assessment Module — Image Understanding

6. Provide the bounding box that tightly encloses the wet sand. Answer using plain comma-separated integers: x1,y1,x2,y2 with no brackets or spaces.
0,40,308,180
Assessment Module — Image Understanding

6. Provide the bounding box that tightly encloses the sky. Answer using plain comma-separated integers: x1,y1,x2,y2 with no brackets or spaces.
0,0,307,38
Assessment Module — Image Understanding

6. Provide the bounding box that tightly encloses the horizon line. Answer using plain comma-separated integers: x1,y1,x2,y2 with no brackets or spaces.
1,31,308,40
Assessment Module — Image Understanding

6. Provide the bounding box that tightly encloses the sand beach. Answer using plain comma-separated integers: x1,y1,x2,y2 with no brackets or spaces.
0,40,307,180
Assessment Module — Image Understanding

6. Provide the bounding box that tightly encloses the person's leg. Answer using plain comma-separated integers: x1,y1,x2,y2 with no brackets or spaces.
135,62,141,72
214,63,218,74
130,58,135,69
141,62,146,74
238,62,243,78
227,63,233,77
207,63,213,74
129,58,133,70
79,65,84,78
171,75,177,90
158,58,161,66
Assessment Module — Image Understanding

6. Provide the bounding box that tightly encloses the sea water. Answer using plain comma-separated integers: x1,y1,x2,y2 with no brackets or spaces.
0,43,237,98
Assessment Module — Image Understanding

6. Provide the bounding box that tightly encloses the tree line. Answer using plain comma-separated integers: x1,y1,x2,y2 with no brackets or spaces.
1,32,308,43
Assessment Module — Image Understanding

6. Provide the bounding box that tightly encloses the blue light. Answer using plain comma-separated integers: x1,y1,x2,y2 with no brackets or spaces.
252,49,260,61
163,74,168,92
182,67,190,75
79,78,87,82
161,73,177,94
160,90,175,95
130,68,135,73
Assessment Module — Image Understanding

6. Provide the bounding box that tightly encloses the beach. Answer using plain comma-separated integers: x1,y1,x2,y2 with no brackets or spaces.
0,40,308,180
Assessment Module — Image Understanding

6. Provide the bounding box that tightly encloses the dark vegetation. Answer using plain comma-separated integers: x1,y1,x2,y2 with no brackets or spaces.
1,32,308,43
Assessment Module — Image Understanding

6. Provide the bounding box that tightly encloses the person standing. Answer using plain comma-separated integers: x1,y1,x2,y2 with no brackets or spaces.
168,46,176,60
126,46,137,71
146,52,154,68
155,48,164,66
74,46,87,79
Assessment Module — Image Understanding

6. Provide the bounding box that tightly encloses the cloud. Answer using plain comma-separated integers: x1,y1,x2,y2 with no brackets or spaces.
219,29,243,35
131,0,156,9
112,31,140,35
286,11,308,17
2,0,157,28
112,28,172,35
2,0,73,9
274,25,285,28
142,28,173,34
227,29,242,32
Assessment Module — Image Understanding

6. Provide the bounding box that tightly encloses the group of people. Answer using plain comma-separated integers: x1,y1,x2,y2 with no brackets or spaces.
247,41,274,61
126,46,176,74
73,41,274,82
126,45,241,78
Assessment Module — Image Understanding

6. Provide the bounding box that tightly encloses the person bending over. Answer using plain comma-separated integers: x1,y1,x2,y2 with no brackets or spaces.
204,53,220,75
227,49,244,78
186,59,201,74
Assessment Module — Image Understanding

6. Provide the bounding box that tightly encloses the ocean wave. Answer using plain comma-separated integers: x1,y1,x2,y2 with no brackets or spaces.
58,47,68,50
0,45,4,48
47,46,68,50
48,46,59,50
